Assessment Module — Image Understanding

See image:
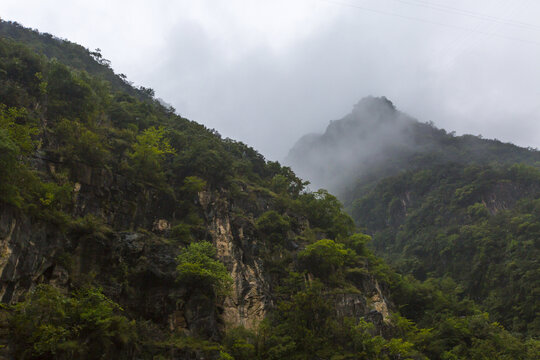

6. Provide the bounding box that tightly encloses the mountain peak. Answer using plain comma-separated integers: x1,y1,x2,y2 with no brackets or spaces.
324,96,410,140
346,96,400,128
286,96,540,194
353,96,396,114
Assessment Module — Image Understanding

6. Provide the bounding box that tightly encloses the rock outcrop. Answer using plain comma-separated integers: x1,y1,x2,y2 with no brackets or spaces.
0,157,394,343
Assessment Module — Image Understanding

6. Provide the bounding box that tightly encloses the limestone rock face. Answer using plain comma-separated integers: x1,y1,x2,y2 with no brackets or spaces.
333,275,393,336
199,190,270,330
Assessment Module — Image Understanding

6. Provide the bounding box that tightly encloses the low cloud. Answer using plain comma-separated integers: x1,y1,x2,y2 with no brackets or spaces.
2,0,540,161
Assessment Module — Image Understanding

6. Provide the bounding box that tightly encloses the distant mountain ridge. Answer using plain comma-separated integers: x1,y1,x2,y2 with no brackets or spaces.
286,96,415,191
286,96,540,197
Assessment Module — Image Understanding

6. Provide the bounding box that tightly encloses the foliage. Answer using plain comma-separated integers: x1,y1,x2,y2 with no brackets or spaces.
0,20,146,99
0,105,39,205
181,175,207,195
222,326,257,360
55,118,110,166
352,163,540,336
256,210,290,244
10,285,136,359
298,190,355,239
176,241,232,296
260,282,426,360
298,239,350,279
129,126,175,183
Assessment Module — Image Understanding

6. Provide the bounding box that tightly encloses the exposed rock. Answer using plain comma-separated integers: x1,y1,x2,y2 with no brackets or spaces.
199,190,270,330
153,218,171,232
333,275,393,336
0,158,397,354
482,181,540,214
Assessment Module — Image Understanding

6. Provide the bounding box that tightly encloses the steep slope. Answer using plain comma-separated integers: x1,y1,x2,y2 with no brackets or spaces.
353,162,540,336
0,22,394,359
287,96,540,338
0,21,538,359
0,20,147,99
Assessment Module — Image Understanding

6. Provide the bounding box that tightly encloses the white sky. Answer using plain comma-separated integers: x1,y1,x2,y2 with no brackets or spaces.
2,0,540,160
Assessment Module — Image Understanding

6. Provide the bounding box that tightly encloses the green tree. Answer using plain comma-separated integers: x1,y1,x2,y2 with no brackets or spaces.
223,326,257,360
298,239,350,279
10,285,136,360
129,126,175,183
299,190,355,238
176,241,232,296
55,118,110,166
0,105,38,206
255,210,291,246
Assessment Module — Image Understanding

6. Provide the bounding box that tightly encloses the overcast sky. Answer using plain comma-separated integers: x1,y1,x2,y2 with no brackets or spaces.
2,0,540,160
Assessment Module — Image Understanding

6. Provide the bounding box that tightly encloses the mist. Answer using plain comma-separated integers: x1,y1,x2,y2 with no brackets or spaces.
285,96,420,192
2,0,540,162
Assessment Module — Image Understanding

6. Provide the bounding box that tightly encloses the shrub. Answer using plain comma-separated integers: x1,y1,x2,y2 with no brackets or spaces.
176,241,232,296
298,239,349,279
10,285,136,360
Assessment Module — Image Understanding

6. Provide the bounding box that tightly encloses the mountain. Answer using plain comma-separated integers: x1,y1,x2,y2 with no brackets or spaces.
286,96,540,195
0,20,537,359
287,96,415,192
287,96,540,338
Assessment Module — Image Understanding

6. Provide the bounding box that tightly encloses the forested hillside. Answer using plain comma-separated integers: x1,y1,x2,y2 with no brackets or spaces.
353,163,540,337
288,96,540,342
0,20,538,359
0,21,145,98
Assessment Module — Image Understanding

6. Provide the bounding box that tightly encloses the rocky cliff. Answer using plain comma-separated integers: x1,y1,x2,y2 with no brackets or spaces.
0,151,394,356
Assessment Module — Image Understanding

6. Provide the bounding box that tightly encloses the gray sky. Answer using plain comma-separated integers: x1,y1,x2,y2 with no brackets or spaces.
2,0,540,160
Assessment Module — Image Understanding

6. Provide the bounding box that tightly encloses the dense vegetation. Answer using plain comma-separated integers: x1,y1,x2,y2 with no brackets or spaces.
0,20,538,359
352,162,540,337
10,285,137,359
0,20,147,98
